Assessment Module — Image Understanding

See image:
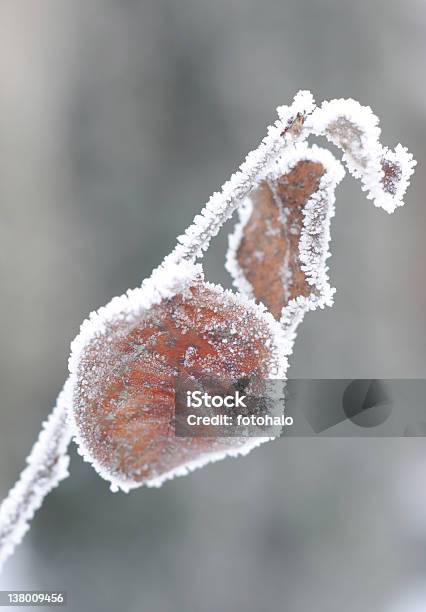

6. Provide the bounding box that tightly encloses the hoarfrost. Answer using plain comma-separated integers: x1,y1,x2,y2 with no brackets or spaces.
69,266,288,492
0,381,72,572
0,90,416,571
226,143,344,350
305,98,416,213
163,91,316,268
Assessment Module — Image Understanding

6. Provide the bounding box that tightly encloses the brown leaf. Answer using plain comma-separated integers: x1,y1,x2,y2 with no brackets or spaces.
73,282,281,487
234,160,325,319
381,157,403,196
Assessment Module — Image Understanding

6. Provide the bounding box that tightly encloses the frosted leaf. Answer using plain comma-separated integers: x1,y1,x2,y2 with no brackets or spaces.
305,99,416,213
68,260,205,378
69,263,287,492
379,144,416,207
226,144,344,348
0,382,72,572
0,91,416,572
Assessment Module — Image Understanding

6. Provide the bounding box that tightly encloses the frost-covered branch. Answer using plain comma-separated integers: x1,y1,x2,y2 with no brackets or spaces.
225,96,416,353
164,91,316,268
0,382,72,572
166,92,415,276
0,90,416,573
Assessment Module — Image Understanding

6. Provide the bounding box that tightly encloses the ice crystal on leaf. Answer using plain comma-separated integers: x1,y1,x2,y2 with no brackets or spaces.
70,263,287,491
0,382,72,569
226,144,344,347
0,91,416,571
305,99,416,213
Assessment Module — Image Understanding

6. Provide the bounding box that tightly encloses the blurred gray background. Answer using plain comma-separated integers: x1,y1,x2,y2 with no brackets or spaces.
0,1,425,610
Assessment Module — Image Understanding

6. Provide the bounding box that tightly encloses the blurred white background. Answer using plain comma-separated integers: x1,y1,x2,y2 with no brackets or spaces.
0,1,425,610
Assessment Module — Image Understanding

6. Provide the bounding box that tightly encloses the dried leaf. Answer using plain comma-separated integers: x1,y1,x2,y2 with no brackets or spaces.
227,144,345,344
232,160,325,319
0,91,416,572
306,100,416,212
70,266,286,491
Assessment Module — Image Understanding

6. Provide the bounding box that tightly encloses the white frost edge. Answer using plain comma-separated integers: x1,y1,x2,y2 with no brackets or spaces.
306,98,417,213
226,143,345,352
280,145,345,348
0,90,417,570
139,437,271,490
379,144,417,211
225,196,255,300
67,260,289,493
0,381,72,572
68,260,204,378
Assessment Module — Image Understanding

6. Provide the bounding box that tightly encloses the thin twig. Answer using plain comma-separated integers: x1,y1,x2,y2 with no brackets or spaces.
0,381,72,572
0,90,416,573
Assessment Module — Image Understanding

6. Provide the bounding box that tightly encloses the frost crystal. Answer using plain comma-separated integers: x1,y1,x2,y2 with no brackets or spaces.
164,91,316,268
226,144,344,348
305,99,416,213
0,90,416,572
69,264,287,492
0,382,72,572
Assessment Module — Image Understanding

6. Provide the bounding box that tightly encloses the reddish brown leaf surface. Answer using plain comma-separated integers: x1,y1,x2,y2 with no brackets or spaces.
73,283,278,486
236,161,325,319
381,157,403,196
